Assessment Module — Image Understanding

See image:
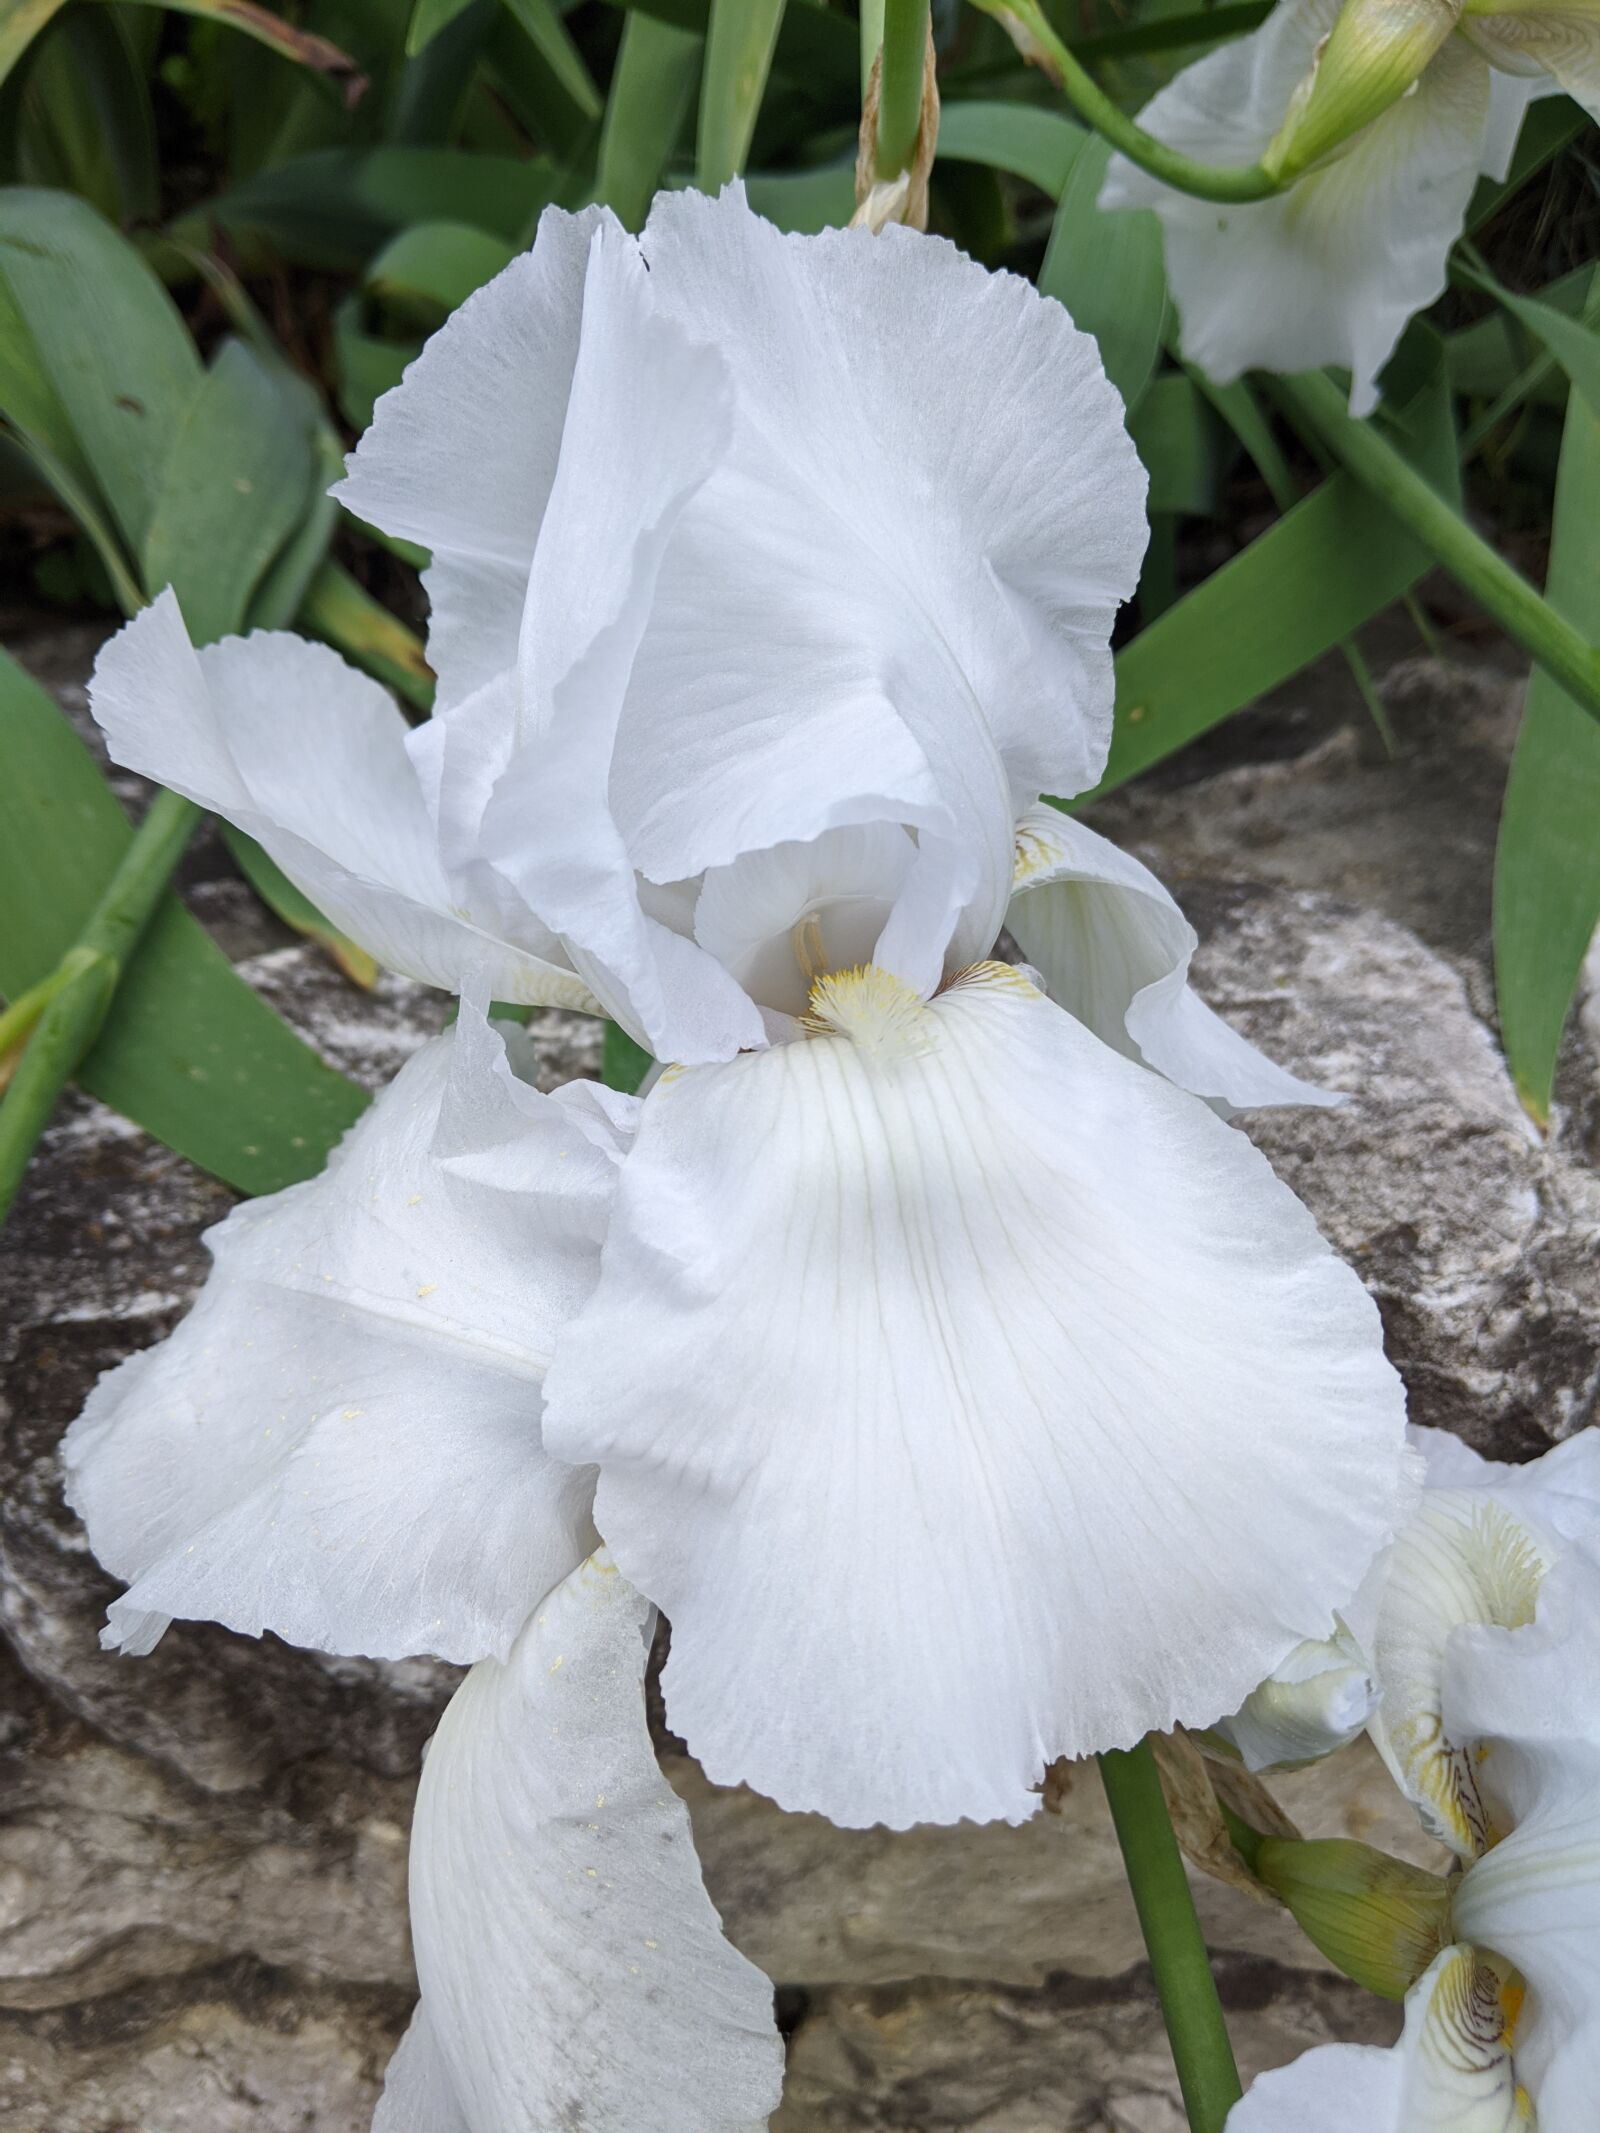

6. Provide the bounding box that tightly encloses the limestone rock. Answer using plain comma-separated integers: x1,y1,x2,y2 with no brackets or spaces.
675,1736,1441,1993
0,1962,408,2133
774,1963,1397,2132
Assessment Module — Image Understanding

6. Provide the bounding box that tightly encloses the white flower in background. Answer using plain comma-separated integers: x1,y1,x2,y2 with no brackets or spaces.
63,1007,782,2131
1228,1547,1600,2133
1362,1424,1600,1854
1210,1423,1600,1790
1100,0,1599,415
82,184,1412,1835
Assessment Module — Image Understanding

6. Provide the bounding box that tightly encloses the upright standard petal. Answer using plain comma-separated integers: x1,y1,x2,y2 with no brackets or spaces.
1101,0,1494,413
478,222,769,1065
1365,1429,1600,1854
609,185,1148,959
373,1554,783,2133
1008,804,1336,1110
63,1006,633,1664
1448,1555,1600,2133
334,204,608,714
323,190,1145,1042
1227,1945,1527,2132
544,965,1407,1829
88,592,589,1007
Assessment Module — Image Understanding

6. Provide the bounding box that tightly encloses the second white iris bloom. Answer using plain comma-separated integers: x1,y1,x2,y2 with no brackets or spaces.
1102,0,1598,414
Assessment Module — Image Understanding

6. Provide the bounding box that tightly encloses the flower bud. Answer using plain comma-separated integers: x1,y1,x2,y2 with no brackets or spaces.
1263,0,1462,184
1214,1629,1379,1772
1255,1836,1454,1998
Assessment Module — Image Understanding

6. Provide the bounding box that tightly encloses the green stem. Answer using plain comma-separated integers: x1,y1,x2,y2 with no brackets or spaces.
1278,369,1600,727
1099,1740,1243,2133
0,967,77,1070
0,789,198,1226
969,0,1281,202
875,0,929,179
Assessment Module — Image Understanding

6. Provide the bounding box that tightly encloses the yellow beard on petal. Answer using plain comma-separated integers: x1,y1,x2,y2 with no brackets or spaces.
800,965,937,1057
801,960,1040,1059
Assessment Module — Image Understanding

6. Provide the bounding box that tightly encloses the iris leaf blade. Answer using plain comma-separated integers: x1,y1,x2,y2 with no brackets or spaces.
1084,341,1459,799
696,0,787,191
1492,392,1600,1124
0,186,201,554
0,649,368,1195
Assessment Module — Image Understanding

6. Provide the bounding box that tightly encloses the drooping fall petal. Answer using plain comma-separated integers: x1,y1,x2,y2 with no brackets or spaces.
64,1005,631,1663
544,965,1407,1828
373,1555,783,2133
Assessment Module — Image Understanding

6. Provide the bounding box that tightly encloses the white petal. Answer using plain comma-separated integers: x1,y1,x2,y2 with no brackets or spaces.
1409,1425,1600,1555
612,185,1146,942
1368,1489,1559,1856
334,205,609,714
477,222,768,1064
1478,67,1544,178
544,965,1408,1829
1463,12,1600,124
372,2010,470,2133
1008,805,1336,1110
374,1555,783,2133
1449,1554,1600,2133
1227,1945,1525,2132
88,593,588,1008
1368,1430,1600,1853
62,1006,632,1663
1102,2,1493,413
1226,2038,1402,2131
1214,1625,1380,1771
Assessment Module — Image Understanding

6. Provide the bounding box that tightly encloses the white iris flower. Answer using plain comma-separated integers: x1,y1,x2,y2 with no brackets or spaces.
1101,0,1600,414
1228,1544,1600,2133
67,185,1419,2116
1212,1423,1600,1789
78,185,1409,1832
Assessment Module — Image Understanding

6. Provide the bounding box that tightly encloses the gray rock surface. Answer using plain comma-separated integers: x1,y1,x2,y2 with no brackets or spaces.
774,1963,1383,2133
2,626,1595,2128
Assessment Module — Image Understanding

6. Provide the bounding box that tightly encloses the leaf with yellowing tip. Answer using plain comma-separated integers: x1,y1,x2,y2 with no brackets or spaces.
222,829,381,990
